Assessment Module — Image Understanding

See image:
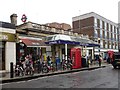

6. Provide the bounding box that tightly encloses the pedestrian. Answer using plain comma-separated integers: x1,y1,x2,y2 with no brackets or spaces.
24,55,30,67
56,57,60,70
86,56,90,67
68,56,72,64
98,55,102,67
47,56,51,66
36,57,42,73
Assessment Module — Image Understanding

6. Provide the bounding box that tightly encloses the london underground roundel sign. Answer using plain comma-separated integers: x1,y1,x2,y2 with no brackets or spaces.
21,14,27,23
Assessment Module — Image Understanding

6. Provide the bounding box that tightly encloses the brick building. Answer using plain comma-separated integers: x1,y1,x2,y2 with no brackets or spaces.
72,12,119,57
45,22,71,31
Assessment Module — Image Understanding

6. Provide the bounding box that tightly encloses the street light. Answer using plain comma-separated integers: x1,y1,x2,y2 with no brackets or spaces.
98,38,100,55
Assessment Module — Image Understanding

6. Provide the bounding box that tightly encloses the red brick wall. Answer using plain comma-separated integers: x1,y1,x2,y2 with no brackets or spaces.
72,17,94,37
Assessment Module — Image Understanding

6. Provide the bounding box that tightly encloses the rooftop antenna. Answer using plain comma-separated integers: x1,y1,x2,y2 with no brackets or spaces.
79,10,81,33
118,1,120,25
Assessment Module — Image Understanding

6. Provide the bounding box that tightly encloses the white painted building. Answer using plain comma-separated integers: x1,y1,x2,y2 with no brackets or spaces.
0,21,16,71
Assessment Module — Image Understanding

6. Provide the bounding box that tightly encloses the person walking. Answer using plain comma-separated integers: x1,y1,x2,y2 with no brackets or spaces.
36,57,42,73
47,56,51,66
98,55,102,67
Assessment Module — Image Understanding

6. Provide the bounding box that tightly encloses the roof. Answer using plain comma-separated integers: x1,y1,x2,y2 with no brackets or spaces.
45,34,100,47
72,12,118,26
0,21,16,29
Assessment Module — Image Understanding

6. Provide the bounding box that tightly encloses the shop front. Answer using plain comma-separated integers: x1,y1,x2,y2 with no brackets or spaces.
45,34,100,68
16,36,48,62
0,32,16,71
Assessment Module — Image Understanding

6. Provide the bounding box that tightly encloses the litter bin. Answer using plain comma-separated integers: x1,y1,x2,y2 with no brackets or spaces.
81,58,87,67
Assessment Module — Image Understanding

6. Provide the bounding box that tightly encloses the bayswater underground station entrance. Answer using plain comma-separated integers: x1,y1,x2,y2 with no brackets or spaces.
45,34,100,69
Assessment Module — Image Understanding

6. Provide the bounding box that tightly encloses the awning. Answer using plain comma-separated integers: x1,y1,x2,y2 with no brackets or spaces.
20,38,47,47
45,34,100,47
45,40,100,47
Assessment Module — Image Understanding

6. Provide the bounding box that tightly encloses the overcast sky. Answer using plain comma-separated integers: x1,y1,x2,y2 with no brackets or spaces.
0,0,120,26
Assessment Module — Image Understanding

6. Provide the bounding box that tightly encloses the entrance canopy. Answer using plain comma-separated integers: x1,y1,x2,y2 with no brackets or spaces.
45,34,100,47
19,36,47,47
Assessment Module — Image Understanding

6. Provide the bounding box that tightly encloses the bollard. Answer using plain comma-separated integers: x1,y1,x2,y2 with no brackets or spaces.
10,62,14,78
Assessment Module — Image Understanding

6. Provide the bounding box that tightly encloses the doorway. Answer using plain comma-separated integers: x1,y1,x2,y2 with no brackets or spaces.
1,41,6,70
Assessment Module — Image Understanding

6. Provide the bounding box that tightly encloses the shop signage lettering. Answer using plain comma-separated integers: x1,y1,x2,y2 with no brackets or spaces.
79,42,89,46
32,42,40,45
0,35,8,40
0,32,15,42
49,41,57,44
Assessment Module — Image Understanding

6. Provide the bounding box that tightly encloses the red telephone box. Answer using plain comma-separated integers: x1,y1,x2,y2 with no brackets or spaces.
107,50,114,62
71,48,81,69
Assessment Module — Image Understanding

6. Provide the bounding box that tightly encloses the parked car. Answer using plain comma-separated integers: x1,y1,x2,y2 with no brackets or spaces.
111,52,120,69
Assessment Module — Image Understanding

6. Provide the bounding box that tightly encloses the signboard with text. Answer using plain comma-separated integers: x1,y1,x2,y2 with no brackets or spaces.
0,32,15,42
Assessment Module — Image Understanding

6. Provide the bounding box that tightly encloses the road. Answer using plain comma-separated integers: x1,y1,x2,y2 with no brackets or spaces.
1,65,120,89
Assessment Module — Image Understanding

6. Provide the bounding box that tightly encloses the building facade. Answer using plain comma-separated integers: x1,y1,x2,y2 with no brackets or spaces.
16,21,96,62
16,21,79,62
45,22,71,31
0,21,16,71
72,12,119,58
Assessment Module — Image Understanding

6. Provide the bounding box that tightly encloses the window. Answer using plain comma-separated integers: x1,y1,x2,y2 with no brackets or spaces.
112,25,114,33
100,40,103,48
97,19,100,28
117,28,119,34
105,30,107,39
113,33,115,41
109,32,111,40
94,29,98,38
109,42,111,49
100,20,102,29
94,18,97,27
110,25,112,32
116,34,118,41
113,42,115,49
100,29,102,38
102,21,104,29
105,41,107,48
108,24,111,32
116,43,118,49
104,22,107,30
114,27,116,34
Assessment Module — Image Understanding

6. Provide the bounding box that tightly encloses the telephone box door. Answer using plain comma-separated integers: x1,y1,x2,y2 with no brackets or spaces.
107,50,114,62
71,48,81,69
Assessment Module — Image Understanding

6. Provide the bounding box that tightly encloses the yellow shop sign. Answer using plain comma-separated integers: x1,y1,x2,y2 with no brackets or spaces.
0,32,15,42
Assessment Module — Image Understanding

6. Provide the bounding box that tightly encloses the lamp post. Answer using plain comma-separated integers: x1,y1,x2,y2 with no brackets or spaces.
79,10,81,33
98,38,100,55
90,36,98,60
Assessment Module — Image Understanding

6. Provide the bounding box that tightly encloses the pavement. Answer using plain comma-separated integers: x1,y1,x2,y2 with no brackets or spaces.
0,62,111,84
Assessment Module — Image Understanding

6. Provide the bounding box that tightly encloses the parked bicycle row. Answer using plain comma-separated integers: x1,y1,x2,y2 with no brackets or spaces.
14,55,73,77
14,53,105,77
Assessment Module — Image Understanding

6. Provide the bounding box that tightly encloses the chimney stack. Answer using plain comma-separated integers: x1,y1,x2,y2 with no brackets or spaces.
10,14,17,25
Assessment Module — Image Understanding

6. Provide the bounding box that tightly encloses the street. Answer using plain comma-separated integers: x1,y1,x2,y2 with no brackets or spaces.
1,65,119,88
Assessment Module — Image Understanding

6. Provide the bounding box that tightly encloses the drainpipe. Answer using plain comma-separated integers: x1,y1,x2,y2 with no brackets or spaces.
65,44,67,60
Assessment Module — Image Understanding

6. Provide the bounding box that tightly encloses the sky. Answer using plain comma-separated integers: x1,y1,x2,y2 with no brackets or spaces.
0,0,120,26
